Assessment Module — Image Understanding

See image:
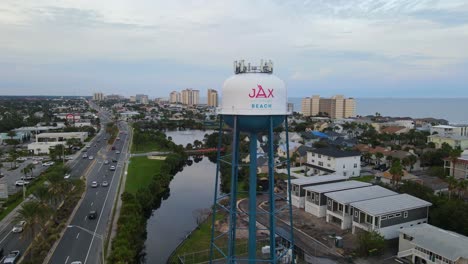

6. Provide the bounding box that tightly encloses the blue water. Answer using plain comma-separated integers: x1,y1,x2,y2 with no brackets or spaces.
288,98,468,124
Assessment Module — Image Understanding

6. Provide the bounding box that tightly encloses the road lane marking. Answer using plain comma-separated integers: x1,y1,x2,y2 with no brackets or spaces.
76,232,80,239
0,231,12,244
91,202,94,206
65,255,69,264
85,216,88,221
96,191,99,195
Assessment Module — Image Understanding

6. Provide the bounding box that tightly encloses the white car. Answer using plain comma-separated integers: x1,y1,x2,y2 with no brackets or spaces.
42,161,54,166
82,154,88,159
16,157,27,161
88,156,94,160
70,262,82,264
109,166,116,171
15,180,30,186
115,150,121,154
3,250,20,263
12,221,26,233
101,181,109,187
64,174,71,179
104,160,109,165
65,156,74,160
32,160,39,165
91,181,98,188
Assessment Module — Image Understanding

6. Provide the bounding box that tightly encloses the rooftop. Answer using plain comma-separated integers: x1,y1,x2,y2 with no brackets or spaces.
304,180,371,193
37,132,88,137
400,224,468,261
325,186,397,204
351,193,431,216
289,175,347,186
310,147,361,158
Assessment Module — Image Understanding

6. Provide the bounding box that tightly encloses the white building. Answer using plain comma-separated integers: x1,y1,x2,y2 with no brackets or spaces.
93,92,104,101
289,175,348,208
304,181,372,217
351,194,432,239
28,132,88,154
306,148,361,177
325,186,397,230
430,125,468,137
398,224,468,264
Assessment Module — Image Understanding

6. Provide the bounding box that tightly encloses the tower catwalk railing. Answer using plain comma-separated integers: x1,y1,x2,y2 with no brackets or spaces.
209,116,295,263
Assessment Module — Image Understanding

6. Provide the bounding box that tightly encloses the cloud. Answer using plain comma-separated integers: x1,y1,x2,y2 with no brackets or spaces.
0,0,467,96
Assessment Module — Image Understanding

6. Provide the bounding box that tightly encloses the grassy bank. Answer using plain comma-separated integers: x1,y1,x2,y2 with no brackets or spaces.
126,156,163,194
351,175,375,183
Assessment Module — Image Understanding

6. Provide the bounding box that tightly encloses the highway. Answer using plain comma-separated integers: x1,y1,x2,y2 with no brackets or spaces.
0,110,120,263
48,116,130,264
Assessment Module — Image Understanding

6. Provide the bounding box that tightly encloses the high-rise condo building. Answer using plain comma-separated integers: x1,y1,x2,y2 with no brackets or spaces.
181,89,200,105
207,89,219,107
92,92,104,101
301,95,355,118
169,91,181,103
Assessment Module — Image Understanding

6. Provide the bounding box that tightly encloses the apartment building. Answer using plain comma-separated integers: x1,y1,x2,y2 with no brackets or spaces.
351,194,431,239
207,89,218,107
398,224,468,264
325,186,397,230
428,135,468,150
170,91,181,103
92,92,104,101
304,181,371,217
430,125,468,137
289,175,348,208
306,148,361,177
301,95,355,118
444,151,468,180
181,89,200,105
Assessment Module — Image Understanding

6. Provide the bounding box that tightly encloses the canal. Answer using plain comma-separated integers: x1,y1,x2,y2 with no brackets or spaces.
144,130,218,263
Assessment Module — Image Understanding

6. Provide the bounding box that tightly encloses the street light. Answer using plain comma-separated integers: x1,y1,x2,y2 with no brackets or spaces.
68,225,105,264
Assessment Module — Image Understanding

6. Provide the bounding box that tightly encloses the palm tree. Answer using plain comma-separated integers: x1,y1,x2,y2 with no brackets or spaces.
389,159,404,187
446,176,458,200
456,179,467,199
15,200,51,260
362,153,372,164
375,152,384,166
448,148,463,177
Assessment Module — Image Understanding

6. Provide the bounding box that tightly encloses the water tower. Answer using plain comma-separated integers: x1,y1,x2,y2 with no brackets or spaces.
209,60,295,263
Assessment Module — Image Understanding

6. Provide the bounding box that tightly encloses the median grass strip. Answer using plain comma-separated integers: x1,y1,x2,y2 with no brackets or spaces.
125,156,163,194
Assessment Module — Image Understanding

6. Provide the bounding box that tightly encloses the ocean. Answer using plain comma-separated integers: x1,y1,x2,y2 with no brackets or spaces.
288,98,468,124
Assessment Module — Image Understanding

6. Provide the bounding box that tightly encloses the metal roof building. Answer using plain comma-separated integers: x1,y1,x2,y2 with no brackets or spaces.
350,194,432,216
325,185,397,204
398,224,468,263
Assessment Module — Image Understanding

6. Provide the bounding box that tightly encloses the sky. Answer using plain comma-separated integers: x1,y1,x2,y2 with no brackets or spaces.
1,0,468,98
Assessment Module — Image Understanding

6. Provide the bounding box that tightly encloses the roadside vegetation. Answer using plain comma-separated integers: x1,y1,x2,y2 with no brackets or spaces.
9,164,85,264
106,122,119,145
108,122,187,263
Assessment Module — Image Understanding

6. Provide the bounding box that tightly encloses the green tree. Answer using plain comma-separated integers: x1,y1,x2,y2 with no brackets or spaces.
448,148,463,177
375,152,384,165
456,180,467,199
446,176,458,200
389,159,404,186
357,231,385,257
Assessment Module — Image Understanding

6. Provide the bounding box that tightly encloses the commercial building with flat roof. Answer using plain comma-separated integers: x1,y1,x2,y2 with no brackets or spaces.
351,194,432,239
325,186,397,230
398,224,468,264
304,181,372,217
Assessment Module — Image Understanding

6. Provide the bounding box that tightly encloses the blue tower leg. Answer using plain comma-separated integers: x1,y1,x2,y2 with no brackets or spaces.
285,116,296,263
248,132,258,263
268,116,277,262
228,116,240,263
209,116,224,263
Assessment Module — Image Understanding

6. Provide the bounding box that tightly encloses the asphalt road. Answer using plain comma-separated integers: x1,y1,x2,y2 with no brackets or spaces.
48,119,130,264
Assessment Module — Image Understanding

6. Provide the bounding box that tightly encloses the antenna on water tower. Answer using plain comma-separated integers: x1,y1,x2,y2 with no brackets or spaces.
209,60,295,263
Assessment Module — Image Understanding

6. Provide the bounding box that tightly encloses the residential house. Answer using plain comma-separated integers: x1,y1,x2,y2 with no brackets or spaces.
294,145,313,166
351,194,431,239
380,126,409,135
377,170,419,185
306,148,361,177
398,224,468,264
304,181,371,217
289,175,347,208
428,134,468,150
277,142,302,158
325,186,397,230
300,132,320,146
430,124,468,137
444,150,468,180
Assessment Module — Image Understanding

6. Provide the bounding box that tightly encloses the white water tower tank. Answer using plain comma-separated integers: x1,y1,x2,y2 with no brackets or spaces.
220,60,289,132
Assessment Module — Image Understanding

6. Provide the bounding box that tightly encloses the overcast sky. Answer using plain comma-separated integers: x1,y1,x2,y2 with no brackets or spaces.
1,0,467,98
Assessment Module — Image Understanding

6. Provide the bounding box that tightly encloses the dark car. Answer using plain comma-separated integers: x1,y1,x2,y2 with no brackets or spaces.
373,164,387,171
112,158,117,163
88,211,97,220
111,146,116,150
